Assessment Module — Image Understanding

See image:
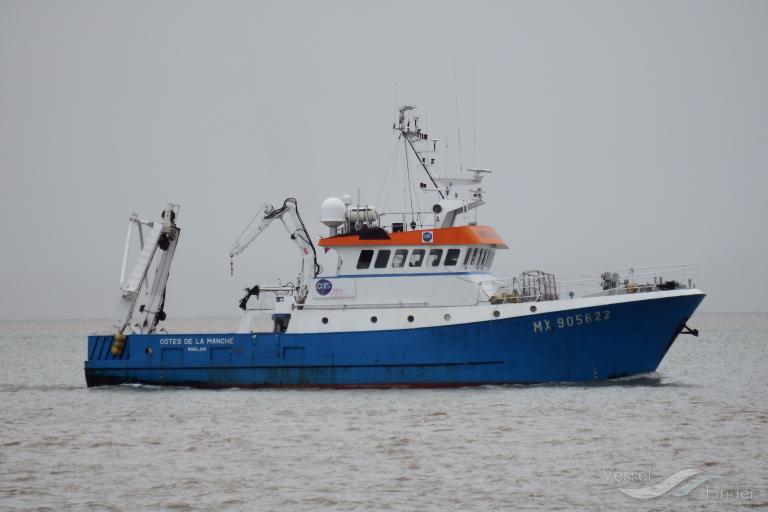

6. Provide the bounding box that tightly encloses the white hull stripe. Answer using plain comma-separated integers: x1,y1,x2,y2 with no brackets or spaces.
331,272,493,279
280,288,705,334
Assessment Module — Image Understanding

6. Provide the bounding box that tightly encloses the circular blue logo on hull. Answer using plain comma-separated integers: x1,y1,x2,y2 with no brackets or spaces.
315,279,333,296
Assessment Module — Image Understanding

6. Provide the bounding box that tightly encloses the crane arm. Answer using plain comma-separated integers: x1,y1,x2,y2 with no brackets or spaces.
229,198,320,297
113,203,181,336
229,202,281,258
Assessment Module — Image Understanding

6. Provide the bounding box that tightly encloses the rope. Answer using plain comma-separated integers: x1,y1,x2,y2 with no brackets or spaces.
374,136,401,212
405,139,416,226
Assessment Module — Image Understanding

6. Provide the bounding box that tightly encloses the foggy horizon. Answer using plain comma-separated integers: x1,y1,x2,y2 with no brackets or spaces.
1,1,766,321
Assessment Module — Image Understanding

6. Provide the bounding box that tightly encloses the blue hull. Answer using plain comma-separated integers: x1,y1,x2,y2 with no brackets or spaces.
84,294,704,388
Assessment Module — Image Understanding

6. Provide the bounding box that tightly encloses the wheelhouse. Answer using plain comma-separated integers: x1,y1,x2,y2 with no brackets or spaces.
348,246,495,273
318,226,507,277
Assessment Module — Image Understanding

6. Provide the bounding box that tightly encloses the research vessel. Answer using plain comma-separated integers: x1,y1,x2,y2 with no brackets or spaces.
85,106,704,388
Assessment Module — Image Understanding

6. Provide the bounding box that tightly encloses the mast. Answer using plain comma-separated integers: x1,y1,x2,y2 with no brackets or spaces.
387,104,492,229
395,106,444,199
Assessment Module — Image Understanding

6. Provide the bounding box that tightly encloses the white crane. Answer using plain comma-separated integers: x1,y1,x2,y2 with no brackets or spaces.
110,204,181,354
229,198,320,307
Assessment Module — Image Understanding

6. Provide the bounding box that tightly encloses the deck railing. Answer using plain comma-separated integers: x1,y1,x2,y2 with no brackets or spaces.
481,264,699,303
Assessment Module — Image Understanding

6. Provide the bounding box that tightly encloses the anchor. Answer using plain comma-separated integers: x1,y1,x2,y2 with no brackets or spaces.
681,323,699,337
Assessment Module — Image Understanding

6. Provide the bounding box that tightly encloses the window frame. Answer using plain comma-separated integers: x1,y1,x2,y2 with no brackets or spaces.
427,248,443,267
356,249,374,270
374,249,391,269
409,249,426,267
444,248,461,266
478,249,488,268
486,250,495,268
469,248,478,266
391,249,408,268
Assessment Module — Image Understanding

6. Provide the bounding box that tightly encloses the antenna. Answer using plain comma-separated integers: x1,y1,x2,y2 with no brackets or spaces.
392,82,398,129
473,64,477,165
452,58,464,174
443,137,449,182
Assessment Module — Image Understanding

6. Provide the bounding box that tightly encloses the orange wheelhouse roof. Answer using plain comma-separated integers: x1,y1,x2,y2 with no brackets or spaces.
319,225,508,249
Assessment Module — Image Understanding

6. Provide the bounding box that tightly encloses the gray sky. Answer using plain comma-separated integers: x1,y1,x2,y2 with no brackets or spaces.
1,0,766,320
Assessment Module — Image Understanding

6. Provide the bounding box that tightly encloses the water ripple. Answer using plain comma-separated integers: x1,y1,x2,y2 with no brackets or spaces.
0,314,766,511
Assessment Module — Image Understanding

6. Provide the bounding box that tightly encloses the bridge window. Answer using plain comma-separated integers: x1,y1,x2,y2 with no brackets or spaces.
428,249,443,266
469,248,479,266
391,249,408,268
356,249,374,269
409,249,425,267
374,249,391,268
444,248,460,266
463,248,472,266
478,249,488,268
486,250,495,268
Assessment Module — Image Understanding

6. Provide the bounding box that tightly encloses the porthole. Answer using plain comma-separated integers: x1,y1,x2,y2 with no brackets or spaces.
407,315,414,323
370,316,378,323
321,317,328,324
145,347,153,355
444,313,451,321
493,310,500,318
530,305,537,313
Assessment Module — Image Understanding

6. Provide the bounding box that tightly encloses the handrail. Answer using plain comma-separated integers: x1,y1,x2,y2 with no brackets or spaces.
481,264,699,302
559,264,697,281
301,301,429,310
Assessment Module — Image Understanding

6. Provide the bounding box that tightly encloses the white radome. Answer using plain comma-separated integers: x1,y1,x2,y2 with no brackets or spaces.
320,197,347,227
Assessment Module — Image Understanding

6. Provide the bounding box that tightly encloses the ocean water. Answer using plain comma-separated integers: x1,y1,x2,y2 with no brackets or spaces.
1,313,766,511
